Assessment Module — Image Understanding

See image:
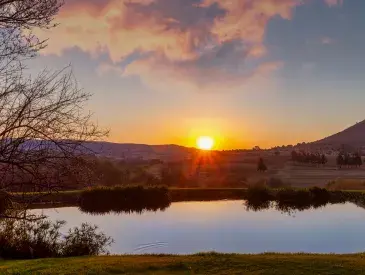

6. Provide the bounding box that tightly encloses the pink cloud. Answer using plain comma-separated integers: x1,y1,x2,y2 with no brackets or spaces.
123,54,282,92
35,0,301,90
324,0,344,7
321,37,335,45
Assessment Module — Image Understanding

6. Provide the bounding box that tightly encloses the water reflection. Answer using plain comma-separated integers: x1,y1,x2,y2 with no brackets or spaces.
78,189,171,214
133,242,168,253
244,188,359,216
79,200,170,215
34,201,365,254
77,188,365,216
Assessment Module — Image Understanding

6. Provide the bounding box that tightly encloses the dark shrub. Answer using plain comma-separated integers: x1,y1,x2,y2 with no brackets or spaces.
309,187,330,207
276,188,311,211
245,186,273,212
266,177,288,189
329,190,347,204
246,186,272,202
62,223,112,257
245,197,272,212
0,219,63,259
0,218,112,259
79,185,170,214
0,191,12,214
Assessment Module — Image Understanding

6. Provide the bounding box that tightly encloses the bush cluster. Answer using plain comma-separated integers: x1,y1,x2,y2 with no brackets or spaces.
0,218,113,259
79,185,170,214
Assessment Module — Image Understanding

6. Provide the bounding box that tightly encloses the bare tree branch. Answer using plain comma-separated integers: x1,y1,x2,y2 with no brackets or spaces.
0,0,108,214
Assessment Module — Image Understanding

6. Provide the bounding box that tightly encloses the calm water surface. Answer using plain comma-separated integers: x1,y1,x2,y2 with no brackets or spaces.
33,201,365,254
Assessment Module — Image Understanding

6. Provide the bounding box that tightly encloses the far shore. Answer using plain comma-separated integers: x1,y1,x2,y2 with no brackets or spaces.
10,187,365,209
13,188,249,209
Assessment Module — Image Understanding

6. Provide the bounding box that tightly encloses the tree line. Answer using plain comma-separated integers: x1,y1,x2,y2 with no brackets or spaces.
291,151,328,165
336,153,363,168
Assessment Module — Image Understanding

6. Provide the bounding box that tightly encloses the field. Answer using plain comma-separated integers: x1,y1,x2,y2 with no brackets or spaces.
228,154,365,189
175,152,365,189
278,166,365,188
2,253,365,274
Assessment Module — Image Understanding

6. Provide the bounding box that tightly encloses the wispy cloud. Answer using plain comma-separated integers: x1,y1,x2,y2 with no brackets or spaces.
324,0,344,7
321,37,335,45
36,0,302,90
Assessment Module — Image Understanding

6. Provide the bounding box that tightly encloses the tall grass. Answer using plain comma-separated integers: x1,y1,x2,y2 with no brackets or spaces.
0,218,112,259
169,188,247,202
326,179,365,191
79,185,170,214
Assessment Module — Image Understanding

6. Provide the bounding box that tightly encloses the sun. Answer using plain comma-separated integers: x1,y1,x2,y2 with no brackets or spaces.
196,136,214,150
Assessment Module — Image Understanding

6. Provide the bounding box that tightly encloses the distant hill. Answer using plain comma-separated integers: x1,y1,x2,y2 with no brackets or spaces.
82,141,194,161
314,120,365,147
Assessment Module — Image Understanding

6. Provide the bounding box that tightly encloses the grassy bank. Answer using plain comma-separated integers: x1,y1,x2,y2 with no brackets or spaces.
2,253,365,274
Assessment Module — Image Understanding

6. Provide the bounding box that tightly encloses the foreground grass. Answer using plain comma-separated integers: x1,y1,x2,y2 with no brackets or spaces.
2,253,365,274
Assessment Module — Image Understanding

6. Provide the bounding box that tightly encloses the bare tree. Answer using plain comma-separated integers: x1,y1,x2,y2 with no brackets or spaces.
0,0,108,217
0,1,63,76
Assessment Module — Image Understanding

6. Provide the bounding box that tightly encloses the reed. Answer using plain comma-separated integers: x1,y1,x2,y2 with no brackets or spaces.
78,185,170,214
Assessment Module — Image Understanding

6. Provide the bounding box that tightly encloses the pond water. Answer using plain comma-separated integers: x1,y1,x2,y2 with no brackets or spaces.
33,200,365,254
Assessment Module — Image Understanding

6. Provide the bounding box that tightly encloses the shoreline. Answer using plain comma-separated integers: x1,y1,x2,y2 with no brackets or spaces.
13,188,249,209
12,187,365,210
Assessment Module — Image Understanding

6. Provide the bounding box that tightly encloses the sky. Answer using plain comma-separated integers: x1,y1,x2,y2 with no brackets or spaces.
28,0,365,149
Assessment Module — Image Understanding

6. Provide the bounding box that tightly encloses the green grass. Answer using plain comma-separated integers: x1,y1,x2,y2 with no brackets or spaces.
327,179,365,191
2,253,365,274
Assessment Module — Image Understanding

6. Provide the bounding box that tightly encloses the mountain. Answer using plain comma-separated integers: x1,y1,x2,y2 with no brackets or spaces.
82,141,194,161
15,138,196,161
314,120,365,147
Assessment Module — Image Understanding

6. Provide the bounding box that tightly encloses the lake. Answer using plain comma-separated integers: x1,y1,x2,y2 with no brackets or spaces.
33,200,365,254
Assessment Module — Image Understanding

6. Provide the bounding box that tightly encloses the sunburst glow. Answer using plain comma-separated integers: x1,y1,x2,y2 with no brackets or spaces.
196,136,214,150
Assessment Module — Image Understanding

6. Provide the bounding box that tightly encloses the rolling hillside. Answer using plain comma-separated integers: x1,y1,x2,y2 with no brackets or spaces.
315,120,365,147
83,141,194,161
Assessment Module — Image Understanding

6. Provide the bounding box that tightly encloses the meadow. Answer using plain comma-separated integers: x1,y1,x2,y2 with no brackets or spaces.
3,253,365,274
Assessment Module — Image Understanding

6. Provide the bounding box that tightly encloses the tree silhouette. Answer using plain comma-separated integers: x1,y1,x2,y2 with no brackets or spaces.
0,0,107,218
257,158,267,172
336,153,362,169
291,151,298,162
291,151,328,166
336,154,344,168
354,153,363,167
320,154,328,165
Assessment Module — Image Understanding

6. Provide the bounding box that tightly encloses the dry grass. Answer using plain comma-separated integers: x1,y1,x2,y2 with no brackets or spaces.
3,253,365,274
327,179,365,190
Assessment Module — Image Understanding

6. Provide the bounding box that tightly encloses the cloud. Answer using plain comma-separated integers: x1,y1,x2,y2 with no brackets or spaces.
321,37,335,45
35,0,302,90
324,0,343,7
123,54,283,92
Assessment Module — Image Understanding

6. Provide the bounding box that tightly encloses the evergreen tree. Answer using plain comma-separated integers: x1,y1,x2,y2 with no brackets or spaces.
257,158,267,172
321,154,328,165
291,151,298,162
344,153,350,167
336,154,344,169
354,153,363,167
